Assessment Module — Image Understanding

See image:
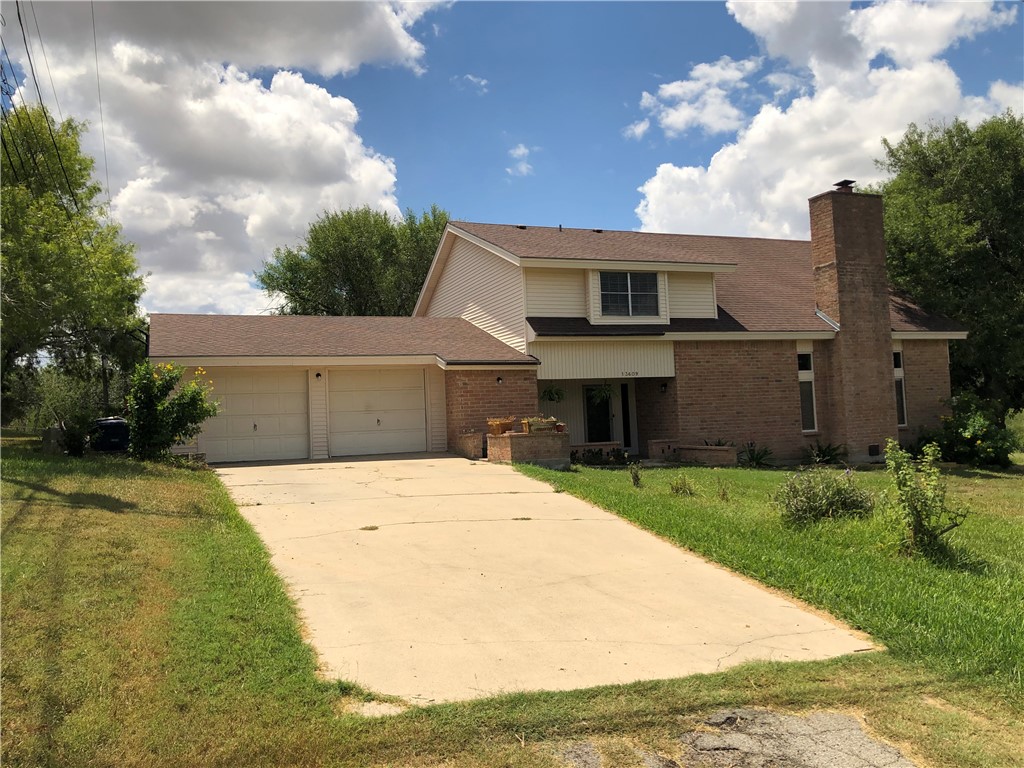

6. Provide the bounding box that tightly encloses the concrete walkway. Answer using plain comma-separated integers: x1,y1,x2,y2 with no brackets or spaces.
217,455,874,704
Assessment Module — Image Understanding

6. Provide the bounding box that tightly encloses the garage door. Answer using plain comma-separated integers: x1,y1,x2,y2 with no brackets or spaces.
203,370,309,462
329,369,426,456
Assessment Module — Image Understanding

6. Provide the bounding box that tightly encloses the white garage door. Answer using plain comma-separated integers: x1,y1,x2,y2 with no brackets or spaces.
329,369,426,456
203,370,309,462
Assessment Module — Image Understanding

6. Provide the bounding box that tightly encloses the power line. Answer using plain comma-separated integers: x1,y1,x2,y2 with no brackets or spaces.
28,0,63,123
90,0,110,208
15,0,79,213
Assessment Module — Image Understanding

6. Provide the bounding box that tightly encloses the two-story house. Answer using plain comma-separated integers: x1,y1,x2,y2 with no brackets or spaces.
149,184,965,464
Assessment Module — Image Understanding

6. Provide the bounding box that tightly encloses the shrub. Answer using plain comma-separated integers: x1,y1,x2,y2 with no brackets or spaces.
773,467,873,526
739,441,773,468
884,439,968,555
669,473,697,496
125,362,218,461
936,392,1020,467
802,440,847,465
31,367,103,456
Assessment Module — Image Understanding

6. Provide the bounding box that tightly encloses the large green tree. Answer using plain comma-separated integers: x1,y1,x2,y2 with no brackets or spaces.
877,111,1024,418
256,204,449,316
1,104,144,419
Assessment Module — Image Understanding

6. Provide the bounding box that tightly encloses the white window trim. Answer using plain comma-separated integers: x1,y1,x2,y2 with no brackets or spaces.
893,341,908,428
796,343,817,433
588,270,669,325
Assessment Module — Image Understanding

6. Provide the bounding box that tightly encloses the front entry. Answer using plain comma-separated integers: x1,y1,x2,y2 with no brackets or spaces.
544,380,638,453
584,385,613,442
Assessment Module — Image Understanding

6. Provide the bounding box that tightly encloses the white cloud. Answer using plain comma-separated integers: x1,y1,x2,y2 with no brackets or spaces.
506,143,535,176
622,119,650,140
638,56,762,136
452,74,489,94
634,0,1021,238
13,2,444,314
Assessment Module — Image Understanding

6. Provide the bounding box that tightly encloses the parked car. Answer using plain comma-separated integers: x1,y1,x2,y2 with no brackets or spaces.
90,417,130,452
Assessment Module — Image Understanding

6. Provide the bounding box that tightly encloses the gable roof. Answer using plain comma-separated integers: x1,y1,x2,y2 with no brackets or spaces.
148,315,538,365
429,221,965,337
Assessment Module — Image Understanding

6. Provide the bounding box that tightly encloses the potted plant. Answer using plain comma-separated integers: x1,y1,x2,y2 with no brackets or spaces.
587,382,613,404
486,416,518,436
540,383,566,403
554,422,567,433
522,415,558,434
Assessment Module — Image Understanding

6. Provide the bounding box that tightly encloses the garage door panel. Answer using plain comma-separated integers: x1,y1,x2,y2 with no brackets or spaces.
330,369,424,392
330,408,425,433
330,429,427,456
332,388,424,413
201,369,310,463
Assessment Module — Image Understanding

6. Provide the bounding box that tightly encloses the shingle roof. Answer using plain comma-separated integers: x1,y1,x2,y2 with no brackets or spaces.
455,222,964,335
148,315,537,365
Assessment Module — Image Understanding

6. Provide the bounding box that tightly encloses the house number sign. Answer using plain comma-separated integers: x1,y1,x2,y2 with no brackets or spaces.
621,371,640,377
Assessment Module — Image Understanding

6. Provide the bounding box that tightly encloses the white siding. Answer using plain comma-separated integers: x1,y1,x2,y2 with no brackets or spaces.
586,270,670,325
424,238,526,351
425,365,447,452
524,268,587,316
528,341,675,379
308,369,329,459
668,272,717,318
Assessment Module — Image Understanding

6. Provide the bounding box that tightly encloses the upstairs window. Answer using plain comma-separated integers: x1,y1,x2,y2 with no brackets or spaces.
600,272,658,317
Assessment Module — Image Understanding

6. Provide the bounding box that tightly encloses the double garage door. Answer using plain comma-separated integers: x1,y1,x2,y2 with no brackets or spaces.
203,368,427,463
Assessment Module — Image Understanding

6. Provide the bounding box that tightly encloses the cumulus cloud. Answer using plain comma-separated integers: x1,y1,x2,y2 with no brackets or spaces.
623,118,650,140
634,0,1020,238
11,2,444,314
506,143,535,176
637,56,762,136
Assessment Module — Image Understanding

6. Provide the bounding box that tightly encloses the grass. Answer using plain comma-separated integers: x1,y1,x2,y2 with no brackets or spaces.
3,434,1023,767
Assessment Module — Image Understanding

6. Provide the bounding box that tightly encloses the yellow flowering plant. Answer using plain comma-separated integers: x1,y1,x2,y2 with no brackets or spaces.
125,361,218,460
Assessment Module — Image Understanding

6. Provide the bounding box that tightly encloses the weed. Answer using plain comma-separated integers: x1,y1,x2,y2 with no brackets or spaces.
715,477,730,501
628,462,643,488
669,473,698,496
773,467,872,525
802,440,847,465
739,441,774,468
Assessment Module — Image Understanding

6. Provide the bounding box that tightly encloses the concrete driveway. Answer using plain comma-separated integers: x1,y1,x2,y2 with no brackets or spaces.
217,456,873,704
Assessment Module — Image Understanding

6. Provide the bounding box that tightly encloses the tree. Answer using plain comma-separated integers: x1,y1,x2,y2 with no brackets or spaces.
1,105,144,421
876,111,1024,419
256,204,449,316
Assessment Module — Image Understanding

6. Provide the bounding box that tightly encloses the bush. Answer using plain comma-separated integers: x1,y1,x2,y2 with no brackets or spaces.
936,392,1020,467
802,440,847,465
884,439,968,555
31,368,103,456
739,441,774,468
773,467,873,526
125,362,218,460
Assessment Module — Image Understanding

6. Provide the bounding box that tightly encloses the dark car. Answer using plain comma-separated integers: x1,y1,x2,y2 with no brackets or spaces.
90,417,130,452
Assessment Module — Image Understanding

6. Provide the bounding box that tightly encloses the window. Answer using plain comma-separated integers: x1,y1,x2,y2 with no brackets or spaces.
600,272,658,317
894,347,907,427
797,349,816,432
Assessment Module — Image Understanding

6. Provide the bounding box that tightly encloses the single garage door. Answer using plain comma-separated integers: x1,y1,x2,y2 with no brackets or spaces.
329,368,426,456
203,369,309,462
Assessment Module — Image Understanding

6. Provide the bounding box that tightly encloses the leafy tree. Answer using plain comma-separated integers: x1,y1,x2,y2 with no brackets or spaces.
257,204,449,316
1,104,144,421
125,362,218,461
876,111,1024,418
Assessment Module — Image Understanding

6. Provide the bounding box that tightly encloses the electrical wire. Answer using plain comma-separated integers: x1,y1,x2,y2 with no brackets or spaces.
90,0,110,208
15,0,80,213
28,0,63,123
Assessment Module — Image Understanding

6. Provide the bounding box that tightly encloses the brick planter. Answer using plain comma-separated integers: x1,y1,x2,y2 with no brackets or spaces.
487,432,571,470
647,439,738,466
452,431,486,460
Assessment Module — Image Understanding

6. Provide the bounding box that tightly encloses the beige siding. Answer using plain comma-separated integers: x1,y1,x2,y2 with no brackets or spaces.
524,268,587,316
425,366,447,451
424,238,526,351
308,369,329,459
528,341,675,379
586,270,670,325
668,272,716,318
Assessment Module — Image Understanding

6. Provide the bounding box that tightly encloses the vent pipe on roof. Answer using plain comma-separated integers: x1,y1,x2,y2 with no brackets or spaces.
592,229,603,233
516,224,527,229
559,224,562,232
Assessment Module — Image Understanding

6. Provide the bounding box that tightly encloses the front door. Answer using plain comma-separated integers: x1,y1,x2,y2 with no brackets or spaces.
584,386,613,442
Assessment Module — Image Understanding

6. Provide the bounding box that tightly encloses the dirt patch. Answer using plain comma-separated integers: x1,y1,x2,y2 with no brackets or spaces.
558,708,916,768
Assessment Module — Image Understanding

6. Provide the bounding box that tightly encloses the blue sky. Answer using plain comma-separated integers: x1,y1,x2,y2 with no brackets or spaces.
6,1,1022,314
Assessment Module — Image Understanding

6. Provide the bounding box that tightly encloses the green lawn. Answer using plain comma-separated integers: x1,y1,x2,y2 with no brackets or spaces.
3,436,1022,767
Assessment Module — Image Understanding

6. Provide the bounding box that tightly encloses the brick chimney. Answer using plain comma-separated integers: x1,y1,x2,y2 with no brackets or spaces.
809,182,897,462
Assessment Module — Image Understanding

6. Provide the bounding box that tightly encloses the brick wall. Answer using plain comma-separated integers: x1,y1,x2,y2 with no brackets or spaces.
810,190,898,461
487,432,570,468
635,377,679,446
901,340,952,437
672,340,812,461
444,369,539,448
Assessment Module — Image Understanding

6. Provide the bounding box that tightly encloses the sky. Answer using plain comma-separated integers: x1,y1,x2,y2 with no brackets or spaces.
3,0,1021,316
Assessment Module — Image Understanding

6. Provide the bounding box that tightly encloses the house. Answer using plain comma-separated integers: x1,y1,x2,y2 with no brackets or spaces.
149,183,965,464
